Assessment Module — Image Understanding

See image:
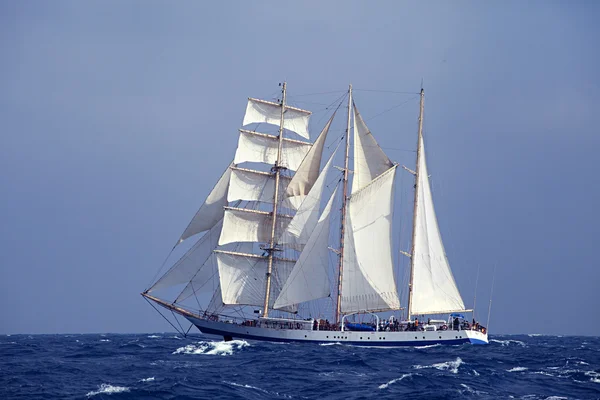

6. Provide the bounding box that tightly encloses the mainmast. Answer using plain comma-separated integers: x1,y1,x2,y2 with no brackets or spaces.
407,88,425,320
262,82,287,317
335,84,352,325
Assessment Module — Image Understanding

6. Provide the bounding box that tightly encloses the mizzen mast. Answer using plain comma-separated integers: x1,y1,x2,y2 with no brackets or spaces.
262,82,287,318
407,88,425,321
335,84,352,325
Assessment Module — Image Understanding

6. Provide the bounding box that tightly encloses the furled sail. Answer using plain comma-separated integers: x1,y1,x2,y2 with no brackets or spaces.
234,130,311,171
279,148,337,251
351,104,393,194
243,98,312,139
284,112,335,209
410,136,465,315
178,163,232,243
274,188,337,310
216,251,295,308
341,166,401,313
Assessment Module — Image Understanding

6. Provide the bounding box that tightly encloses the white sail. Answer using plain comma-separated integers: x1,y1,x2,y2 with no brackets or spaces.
234,130,311,171
351,104,393,194
179,163,232,243
341,166,401,313
151,219,223,292
219,208,291,246
279,148,337,251
175,242,252,304
227,167,290,204
243,98,312,139
410,136,465,315
274,188,337,310
284,113,334,208
216,251,295,308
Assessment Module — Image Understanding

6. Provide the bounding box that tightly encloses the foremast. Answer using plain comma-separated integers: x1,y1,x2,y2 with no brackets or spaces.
335,84,353,325
407,88,425,321
263,82,287,318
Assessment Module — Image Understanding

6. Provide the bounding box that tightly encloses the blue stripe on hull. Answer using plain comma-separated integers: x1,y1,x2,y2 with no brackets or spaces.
193,324,472,347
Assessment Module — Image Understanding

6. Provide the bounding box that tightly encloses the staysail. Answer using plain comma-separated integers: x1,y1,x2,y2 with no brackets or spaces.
410,135,465,315
274,188,337,309
351,104,393,194
340,165,401,313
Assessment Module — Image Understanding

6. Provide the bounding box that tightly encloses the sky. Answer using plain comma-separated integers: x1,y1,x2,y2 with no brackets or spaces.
1,1,598,336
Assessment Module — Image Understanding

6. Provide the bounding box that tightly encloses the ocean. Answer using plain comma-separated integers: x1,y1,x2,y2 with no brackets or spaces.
1,334,598,399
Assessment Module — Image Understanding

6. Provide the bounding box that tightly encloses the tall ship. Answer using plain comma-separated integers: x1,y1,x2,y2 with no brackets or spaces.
142,83,488,346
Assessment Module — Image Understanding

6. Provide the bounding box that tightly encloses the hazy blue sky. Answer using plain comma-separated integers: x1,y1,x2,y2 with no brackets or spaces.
1,1,598,335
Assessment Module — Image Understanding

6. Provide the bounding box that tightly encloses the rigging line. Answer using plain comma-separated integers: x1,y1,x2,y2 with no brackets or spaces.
145,246,176,292
486,262,497,330
354,89,420,95
143,296,185,336
363,96,420,123
290,90,347,97
171,309,187,335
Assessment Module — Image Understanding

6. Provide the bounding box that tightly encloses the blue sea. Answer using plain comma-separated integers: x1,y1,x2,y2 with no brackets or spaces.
1,334,599,399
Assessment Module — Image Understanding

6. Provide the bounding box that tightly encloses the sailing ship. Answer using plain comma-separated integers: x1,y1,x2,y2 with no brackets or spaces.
142,83,489,346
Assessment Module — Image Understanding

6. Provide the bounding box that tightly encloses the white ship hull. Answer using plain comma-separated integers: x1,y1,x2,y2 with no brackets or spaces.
185,315,488,346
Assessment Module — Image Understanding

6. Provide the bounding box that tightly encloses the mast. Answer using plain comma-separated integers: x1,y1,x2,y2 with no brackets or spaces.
335,84,352,325
407,88,425,321
262,82,287,318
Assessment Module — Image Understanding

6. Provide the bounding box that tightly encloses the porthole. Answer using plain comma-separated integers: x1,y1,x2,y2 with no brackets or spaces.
455,336,458,339
360,337,363,340
415,336,418,339
423,336,425,339
439,336,442,339
326,336,329,338
305,335,307,338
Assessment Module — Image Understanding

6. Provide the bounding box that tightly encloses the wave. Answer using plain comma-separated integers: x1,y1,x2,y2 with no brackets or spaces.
99,339,110,342
414,344,440,349
490,339,526,347
319,342,342,346
147,335,162,339
413,357,463,374
379,373,414,389
86,384,129,397
140,377,155,382
585,371,600,384
173,340,249,356
223,381,292,398
507,367,528,372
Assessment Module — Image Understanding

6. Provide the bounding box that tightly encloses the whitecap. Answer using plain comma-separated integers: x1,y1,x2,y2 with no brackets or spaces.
140,377,155,382
99,339,110,342
585,371,600,383
173,340,249,356
379,373,413,389
490,339,526,347
171,336,182,340
472,370,480,376
460,383,488,395
147,335,162,339
319,342,342,346
86,384,129,397
414,357,463,374
223,381,292,398
531,371,555,377
528,333,543,337
415,344,440,349
507,367,528,372
544,397,567,400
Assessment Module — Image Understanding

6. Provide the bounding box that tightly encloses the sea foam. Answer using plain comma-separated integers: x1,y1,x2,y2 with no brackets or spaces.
86,384,129,397
173,340,249,356
379,373,414,389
